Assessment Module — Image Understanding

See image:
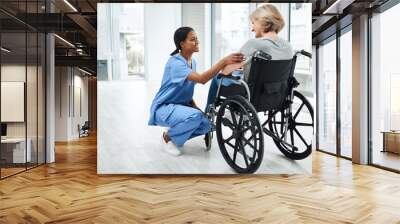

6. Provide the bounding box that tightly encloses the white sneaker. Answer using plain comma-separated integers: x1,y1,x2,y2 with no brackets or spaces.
162,133,182,156
164,141,183,156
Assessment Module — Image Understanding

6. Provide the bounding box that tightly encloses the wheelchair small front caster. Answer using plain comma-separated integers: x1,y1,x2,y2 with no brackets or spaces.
204,104,217,152
204,132,213,151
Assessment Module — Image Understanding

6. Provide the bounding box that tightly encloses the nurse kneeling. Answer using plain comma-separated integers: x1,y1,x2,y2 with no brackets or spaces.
148,27,244,156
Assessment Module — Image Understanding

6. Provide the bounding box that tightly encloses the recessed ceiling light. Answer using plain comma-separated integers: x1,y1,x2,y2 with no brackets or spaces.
78,67,92,76
63,0,78,12
323,0,354,15
1,47,11,53
54,34,75,48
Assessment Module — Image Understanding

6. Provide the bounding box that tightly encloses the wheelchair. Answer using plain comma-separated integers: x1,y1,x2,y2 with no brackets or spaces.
204,50,314,173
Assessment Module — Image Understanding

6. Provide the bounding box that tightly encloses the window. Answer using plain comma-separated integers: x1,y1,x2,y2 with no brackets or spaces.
212,3,255,64
120,4,144,77
97,3,145,80
339,28,352,158
371,3,400,171
290,3,312,98
318,37,337,154
0,1,46,179
123,34,144,76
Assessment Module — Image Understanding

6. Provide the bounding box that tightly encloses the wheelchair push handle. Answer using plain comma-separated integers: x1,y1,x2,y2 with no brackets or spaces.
296,50,312,58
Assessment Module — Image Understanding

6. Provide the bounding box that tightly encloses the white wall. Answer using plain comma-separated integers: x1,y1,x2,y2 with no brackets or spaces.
55,67,69,141
55,67,89,141
72,74,89,137
1,65,40,137
1,63,46,164
142,3,215,110
182,3,211,72
144,3,181,84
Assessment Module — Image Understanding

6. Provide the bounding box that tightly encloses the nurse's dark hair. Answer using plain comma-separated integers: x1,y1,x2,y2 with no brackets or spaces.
170,26,194,56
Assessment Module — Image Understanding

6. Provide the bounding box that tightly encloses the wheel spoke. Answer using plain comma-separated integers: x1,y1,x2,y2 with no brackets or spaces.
230,109,237,125
239,141,249,168
238,113,244,127
251,144,257,164
223,135,234,144
294,128,309,147
241,136,256,149
242,136,257,163
239,125,251,134
271,117,281,137
270,121,284,125
293,103,305,120
226,140,236,150
232,139,239,163
290,128,294,146
295,122,313,127
246,133,256,143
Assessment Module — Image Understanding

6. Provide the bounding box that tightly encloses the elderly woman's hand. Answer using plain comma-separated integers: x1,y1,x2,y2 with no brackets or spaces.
223,53,245,65
221,62,244,75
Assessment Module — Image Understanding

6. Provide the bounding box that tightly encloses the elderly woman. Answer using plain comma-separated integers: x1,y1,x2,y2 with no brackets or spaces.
205,4,294,109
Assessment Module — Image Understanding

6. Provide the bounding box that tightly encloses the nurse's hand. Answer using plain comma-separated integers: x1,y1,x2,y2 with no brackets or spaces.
223,53,245,65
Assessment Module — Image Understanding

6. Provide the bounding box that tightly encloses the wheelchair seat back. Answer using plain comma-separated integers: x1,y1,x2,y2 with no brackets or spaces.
247,56,295,112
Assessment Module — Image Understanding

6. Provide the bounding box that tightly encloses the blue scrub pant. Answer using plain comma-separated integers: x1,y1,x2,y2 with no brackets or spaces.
155,104,210,147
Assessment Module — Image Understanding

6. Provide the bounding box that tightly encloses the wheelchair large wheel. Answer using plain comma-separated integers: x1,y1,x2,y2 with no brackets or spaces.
216,95,264,173
268,91,314,160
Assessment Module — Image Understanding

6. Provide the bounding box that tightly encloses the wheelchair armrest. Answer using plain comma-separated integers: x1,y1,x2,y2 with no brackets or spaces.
216,73,241,80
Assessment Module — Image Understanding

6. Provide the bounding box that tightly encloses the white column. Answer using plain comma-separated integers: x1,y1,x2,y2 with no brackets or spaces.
46,32,55,163
352,14,369,164
312,45,317,151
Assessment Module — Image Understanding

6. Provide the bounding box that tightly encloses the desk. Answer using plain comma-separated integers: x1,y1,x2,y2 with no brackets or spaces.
382,131,400,154
1,138,31,163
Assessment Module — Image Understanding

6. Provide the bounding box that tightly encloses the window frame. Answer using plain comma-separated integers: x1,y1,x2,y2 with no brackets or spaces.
315,24,353,161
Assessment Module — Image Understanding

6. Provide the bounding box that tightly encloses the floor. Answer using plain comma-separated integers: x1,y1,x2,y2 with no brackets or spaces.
1,163,43,179
317,147,400,171
97,79,312,174
0,167,25,177
372,150,400,171
0,134,400,223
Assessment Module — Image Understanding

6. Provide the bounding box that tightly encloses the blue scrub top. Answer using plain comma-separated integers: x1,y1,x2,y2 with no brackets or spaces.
148,54,197,125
